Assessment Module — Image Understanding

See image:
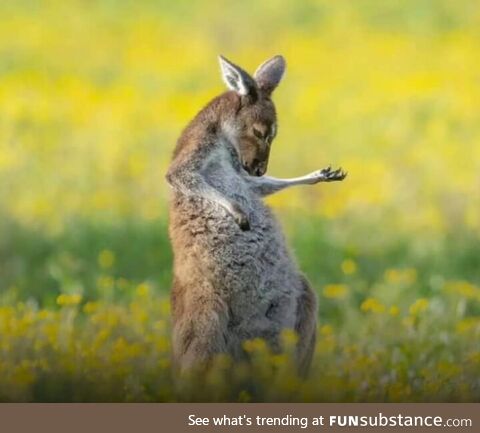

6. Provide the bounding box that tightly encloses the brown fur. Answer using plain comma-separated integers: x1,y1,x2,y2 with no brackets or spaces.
166,55,346,375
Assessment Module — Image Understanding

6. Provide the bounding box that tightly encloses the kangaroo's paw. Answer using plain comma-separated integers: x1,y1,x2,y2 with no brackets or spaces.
307,166,347,183
231,203,251,231
317,166,347,182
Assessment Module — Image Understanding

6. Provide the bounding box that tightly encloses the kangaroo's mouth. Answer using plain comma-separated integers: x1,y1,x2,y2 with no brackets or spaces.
253,166,266,177
242,159,267,177
242,164,265,177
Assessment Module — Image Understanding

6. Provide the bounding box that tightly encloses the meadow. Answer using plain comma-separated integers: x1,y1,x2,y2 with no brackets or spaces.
0,0,479,402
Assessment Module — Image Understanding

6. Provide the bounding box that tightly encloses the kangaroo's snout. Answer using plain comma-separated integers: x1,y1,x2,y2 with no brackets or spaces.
254,166,265,177
253,161,267,177
242,158,267,177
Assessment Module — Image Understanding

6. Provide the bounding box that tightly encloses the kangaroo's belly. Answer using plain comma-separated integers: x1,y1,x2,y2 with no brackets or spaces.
169,190,300,333
169,156,302,344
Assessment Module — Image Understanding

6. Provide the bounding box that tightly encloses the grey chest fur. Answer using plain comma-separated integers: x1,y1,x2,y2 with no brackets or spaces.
170,146,301,331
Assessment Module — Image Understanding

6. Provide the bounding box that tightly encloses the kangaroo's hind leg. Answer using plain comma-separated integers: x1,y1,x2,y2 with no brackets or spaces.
294,275,318,376
171,278,230,374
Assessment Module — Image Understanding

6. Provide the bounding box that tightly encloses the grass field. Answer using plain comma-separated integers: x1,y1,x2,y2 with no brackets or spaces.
0,0,479,401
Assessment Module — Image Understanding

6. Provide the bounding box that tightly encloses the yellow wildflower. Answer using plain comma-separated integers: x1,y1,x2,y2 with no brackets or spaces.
360,298,385,314
281,328,299,347
98,249,115,269
243,338,267,353
409,298,429,316
83,302,99,314
389,305,400,316
444,280,480,300
56,293,82,306
341,259,357,275
323,284,348,300
136,282,151,298
384,268,417,285
320,324,333,336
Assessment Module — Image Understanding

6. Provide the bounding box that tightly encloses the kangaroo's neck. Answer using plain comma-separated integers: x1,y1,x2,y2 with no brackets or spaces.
174,92,241,159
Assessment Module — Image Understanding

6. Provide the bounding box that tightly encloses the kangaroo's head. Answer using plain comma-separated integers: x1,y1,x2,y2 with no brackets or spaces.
218,55,286,177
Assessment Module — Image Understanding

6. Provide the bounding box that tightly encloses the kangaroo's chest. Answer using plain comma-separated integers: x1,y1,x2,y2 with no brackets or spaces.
169,154,299,336
202,147,254,207
170,145,295,296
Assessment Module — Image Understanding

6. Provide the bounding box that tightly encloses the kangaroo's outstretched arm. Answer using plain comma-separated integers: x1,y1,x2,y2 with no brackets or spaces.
166,144,250,230
247,166,347,197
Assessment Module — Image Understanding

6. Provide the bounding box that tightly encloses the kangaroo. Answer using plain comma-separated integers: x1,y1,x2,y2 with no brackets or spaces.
167,55,346,375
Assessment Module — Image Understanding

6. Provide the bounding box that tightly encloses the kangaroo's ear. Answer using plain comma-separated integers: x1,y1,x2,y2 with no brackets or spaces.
218,55,256,96
254,55,286,95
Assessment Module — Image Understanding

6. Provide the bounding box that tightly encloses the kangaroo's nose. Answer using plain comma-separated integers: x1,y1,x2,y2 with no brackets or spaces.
254,164,266,176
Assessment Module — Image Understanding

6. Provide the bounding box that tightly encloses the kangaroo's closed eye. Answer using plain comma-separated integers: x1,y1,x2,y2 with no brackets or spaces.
253,128,263,139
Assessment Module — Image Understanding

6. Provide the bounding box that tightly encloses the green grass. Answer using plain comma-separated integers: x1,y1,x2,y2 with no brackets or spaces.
1,212,479,402
0,0,479,402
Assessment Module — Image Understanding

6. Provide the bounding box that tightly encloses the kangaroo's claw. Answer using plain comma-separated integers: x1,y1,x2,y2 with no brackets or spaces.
232,203,251,231
320,166,332,176
236,214,251,231
315,166,347,182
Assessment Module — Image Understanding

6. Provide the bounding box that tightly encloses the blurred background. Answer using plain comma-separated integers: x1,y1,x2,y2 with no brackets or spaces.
0,0,479,402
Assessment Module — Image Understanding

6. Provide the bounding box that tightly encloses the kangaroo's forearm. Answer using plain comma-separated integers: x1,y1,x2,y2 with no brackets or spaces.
246,175,311,196
246,167,347,197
